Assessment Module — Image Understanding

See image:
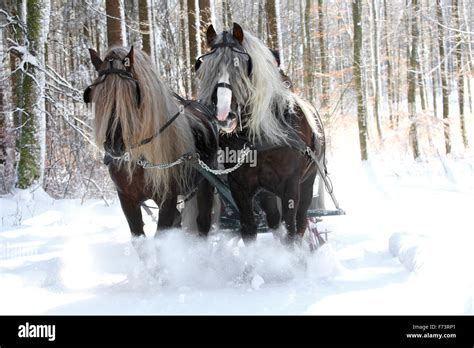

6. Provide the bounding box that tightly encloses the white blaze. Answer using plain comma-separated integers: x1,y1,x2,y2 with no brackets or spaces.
216,70,232,121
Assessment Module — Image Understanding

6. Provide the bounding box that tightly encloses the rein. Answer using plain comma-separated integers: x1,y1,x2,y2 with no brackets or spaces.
128,92,217,150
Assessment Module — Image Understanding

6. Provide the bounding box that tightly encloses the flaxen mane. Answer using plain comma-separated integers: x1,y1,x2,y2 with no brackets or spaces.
90,47,196,198
197,29,322,144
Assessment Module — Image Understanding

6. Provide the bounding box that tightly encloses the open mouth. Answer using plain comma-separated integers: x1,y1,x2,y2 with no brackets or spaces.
216,113,238,133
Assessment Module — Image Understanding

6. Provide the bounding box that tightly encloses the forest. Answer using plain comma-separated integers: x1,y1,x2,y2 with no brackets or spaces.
0,0,473,198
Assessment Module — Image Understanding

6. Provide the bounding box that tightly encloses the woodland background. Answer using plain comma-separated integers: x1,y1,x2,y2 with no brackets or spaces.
0,0,473,199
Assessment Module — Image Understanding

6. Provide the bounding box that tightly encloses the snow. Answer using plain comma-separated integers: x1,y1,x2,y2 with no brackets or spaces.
1,130,474,314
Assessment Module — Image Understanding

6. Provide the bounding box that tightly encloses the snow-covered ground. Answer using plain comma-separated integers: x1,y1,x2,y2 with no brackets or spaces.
1,133,474,314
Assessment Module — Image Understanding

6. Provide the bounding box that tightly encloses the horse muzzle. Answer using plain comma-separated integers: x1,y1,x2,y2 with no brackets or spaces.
216,112,238,133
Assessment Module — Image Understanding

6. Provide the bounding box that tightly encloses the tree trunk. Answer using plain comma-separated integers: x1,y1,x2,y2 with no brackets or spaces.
460,0,473,72
383,0,394,128
408,0,420,160
461,0,473,113
303,0,313,103
138,0,151,55
318,0,329,110
223,0,232,28
0,18,15,193
179,0,191,96
466,49,473,114
429,19,438,119
199,0,211,54
16,0,51,188
417,1,427,113
435,0,451,155
265,0,278,49
95,18,101,56
417,49,427,112
395,39,402,125
106,0,123,46
258,0,264,38
187,0,198,96
370,0,382,138
453,0,468,148
352,0,368,161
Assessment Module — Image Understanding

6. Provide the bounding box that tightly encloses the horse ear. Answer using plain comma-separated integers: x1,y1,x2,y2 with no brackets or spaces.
206,24,217,47
232,23,244,44
88,48,103,72
124,46,134,71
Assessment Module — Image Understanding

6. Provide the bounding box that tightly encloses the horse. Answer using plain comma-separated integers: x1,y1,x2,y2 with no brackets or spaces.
195,23,326,247
84,46,218,245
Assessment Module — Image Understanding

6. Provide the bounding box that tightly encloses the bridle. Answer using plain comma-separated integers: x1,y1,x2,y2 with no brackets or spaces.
194,31,253,77
195,32,252,132
83,57,141,106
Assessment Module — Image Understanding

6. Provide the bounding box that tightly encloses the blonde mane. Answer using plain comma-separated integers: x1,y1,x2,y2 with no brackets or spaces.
241,31,296,144
90,47,195,198
197,30,301,144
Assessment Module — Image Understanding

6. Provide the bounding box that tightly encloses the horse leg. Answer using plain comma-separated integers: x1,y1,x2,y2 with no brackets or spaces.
258,191,282,241
196,178,214,237
228,175,257,245
155,194,178,236
296,172,317,238
117,192,145,238
258,191,281,230
117,193,152,265
281,179,301,245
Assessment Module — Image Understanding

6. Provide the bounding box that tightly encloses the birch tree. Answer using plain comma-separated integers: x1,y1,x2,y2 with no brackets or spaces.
435,0,451,155
453,0,468,148
0,14,15,193
370,0,382,138
139,0,151,55
318,0,329,110
187,0,198,96
408,0,420,159
15,0,51,188
352,0,368,160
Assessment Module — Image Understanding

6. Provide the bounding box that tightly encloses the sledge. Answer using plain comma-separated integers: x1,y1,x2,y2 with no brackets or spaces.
215,177,345,252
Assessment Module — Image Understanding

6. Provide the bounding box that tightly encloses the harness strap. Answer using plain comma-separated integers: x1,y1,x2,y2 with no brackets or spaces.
130,93,217,150
188,159,238,211
131,108,184,149
216,82,232,91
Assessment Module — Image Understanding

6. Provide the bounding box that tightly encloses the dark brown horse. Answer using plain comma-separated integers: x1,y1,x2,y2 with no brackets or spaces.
195,24,326,246
84,46,218,243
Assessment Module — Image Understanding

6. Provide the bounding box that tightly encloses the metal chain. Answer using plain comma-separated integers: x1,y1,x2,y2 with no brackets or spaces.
105,145,251,174
135,157,185,169
196,145,252,175
104,151,186,170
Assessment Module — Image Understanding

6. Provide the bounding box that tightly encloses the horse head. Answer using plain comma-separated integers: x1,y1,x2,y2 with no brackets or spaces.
195,23,253,134
196,23,292,145
84,46,141,157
